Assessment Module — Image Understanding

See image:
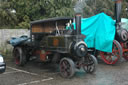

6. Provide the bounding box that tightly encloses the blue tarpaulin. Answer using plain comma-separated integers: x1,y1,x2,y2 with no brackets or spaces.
73,13,116,52
9,36,29,46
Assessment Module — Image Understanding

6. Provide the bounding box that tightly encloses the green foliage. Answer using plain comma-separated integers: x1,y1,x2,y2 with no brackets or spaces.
17,15,30,29
8,0,75,29
1,0,128,29
44,0,75,17
0,1,17,28
83,0,128,19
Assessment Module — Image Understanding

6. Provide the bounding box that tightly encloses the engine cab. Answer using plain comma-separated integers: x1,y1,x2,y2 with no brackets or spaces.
30,14,87,58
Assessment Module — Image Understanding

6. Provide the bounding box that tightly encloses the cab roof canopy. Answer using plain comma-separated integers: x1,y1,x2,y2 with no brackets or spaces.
30,17,73,33
30,17,73,25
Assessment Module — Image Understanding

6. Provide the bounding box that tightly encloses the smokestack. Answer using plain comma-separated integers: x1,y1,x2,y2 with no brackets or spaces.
75,14,81,35
115,0,122,24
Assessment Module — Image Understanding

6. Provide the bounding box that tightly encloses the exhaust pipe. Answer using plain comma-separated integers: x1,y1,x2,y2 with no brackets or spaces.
115,0,122,25
75,14,81,35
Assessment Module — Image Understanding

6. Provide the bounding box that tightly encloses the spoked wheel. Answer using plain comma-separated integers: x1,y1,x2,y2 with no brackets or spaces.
13,47,26,66
100,40,122,64
123,52,128,60
83,54,98,73
59,58,75,78
121,42,128,61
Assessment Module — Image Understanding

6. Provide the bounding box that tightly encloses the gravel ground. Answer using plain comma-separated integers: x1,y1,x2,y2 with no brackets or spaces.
0,57,128,85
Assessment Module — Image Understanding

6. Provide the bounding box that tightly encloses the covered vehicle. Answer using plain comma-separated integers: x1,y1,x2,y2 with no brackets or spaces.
67,13,120,65
72,0,128,65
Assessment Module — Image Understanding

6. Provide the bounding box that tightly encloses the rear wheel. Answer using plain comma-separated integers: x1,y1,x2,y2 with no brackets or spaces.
59,58,75,78
13,47,26,66
100,40,122,64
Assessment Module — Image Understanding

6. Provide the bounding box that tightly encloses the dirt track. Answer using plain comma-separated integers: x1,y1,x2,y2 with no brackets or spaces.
1,58,128,85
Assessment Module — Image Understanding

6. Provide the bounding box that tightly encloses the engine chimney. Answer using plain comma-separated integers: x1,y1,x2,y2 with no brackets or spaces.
115,0,122,25
75,14,81,35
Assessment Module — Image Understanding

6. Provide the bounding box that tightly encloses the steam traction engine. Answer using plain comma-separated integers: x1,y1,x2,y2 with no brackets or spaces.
99,0,128,64
10,14,98,78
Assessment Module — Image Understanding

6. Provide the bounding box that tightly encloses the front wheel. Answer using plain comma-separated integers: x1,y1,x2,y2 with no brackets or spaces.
121,42,128,61
83,54,98,73
59,57,75,78
13,47,26,66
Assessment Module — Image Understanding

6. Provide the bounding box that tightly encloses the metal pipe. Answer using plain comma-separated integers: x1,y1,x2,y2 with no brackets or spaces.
115,0,122,24
75,14,81,35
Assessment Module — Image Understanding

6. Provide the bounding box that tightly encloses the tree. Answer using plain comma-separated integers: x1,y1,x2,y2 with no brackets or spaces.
83,0,128,19
9,0,75,29
43,0,75,17
0,0,17,28
2,0,128,29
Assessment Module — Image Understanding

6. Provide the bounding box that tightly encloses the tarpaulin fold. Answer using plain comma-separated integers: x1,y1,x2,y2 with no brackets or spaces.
73,13,116,52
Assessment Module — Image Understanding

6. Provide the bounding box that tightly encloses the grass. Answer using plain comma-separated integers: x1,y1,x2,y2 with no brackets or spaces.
0,48,13,62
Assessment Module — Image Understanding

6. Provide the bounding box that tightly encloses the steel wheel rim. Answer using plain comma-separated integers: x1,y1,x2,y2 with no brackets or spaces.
123,52,128,60
122,42,128,60
100,40,121,64
60,60,72,77
14,49,20,65
59,58,75,78
83,56,95,73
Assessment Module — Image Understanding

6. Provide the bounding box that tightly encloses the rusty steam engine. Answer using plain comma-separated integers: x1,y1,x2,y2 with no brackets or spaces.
9,14,98,78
